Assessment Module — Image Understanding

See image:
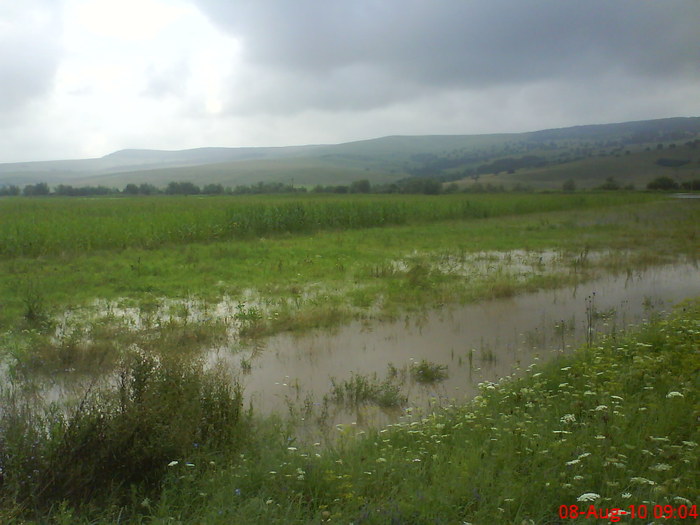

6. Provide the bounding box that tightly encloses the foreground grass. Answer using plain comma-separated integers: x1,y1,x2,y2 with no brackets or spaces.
6,299,696,524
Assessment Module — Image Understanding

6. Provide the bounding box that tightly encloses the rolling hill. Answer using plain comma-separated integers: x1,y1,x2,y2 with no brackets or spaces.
1,117,699,191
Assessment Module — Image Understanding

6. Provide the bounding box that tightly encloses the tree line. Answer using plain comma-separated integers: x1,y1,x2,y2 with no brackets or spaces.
0,177,447,197
2,175,698,198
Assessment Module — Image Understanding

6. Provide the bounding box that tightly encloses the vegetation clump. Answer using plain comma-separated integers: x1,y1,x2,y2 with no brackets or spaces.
410,359,448,383
0,351,246,516
330,371,406,408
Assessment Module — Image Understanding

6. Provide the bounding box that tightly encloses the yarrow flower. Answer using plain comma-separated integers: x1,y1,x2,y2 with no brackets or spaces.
630,477,656,486
666,391,684,398
560,414,576,424
577,492,600,502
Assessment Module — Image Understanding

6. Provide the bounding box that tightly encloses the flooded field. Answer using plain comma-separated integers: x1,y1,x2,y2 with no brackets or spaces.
214,261,700,432
6,259,699,440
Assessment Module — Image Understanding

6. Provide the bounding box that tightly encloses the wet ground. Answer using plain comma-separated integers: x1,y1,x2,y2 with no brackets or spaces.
6,259,699,439
211,261,700,431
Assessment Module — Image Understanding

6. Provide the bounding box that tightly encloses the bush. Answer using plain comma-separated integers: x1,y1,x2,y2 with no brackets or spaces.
647,176,679,191
0,351,245,512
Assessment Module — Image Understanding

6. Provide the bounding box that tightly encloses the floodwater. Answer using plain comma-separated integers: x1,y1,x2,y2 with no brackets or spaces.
210,261,700,429
6,261,700,436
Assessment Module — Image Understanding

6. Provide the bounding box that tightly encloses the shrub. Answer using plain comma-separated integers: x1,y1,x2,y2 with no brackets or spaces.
0,350,245,512
647,176,679,191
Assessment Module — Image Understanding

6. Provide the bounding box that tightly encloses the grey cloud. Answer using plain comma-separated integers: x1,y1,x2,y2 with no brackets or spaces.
193,0,700,93
0,1,63,114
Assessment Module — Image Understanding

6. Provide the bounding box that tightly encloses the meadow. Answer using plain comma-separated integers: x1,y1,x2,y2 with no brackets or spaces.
0,191,698,523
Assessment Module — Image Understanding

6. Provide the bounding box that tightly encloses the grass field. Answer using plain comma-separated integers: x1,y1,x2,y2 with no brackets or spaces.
0,192,698,523
0,192,661,258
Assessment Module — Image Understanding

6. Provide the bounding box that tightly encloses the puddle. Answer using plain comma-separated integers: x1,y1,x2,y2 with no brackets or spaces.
210,262,700,431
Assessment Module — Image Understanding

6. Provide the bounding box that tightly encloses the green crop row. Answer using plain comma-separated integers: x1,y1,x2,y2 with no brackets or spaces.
0,192,661,259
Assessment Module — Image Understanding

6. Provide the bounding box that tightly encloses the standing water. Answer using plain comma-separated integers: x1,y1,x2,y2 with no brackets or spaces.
212,262,700,430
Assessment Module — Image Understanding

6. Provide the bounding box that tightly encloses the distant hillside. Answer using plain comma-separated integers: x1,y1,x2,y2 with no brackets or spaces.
1,117,699,190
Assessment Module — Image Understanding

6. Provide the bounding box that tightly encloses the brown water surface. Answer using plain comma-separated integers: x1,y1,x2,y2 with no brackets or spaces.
209,262,699,431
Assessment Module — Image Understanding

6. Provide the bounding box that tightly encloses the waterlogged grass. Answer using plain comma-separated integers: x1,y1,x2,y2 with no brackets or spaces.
12,299,696,524
329,371,407,409
0,193,661,258
410,359,449,384
0,197,696,336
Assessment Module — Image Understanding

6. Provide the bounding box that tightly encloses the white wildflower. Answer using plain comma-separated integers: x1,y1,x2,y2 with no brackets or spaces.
630,477,656,486
666,391,684,398
560,414,576,424
577,492,600,502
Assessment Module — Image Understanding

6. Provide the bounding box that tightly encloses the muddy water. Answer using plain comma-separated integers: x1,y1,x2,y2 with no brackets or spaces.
210,262,700,428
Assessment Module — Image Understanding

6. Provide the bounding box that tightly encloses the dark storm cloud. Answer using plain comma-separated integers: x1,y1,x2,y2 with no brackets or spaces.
0,1,62,114
191,0,700,113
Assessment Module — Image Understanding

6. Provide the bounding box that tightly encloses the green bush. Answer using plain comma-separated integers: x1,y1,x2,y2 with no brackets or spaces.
0,350,245,512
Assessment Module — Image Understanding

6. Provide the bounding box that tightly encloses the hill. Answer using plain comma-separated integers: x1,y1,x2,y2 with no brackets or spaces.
1,117,699,190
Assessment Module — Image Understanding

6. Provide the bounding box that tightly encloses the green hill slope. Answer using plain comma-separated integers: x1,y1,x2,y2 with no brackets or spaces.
1,117,698,190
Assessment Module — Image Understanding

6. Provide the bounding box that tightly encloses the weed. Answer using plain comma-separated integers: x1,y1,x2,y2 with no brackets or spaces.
329,371,406,408
410,359,448,383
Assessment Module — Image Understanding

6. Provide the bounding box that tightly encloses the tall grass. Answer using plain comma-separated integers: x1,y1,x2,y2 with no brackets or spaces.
0,193,660,258
0,350,246,517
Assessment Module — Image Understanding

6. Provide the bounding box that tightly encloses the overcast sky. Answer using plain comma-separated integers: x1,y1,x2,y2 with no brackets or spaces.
2,0,699,163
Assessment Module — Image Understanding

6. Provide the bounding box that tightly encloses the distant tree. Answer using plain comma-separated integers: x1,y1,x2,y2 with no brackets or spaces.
202,183,224,194
647,176,679,191
123,183,139,195
562,179,576,192
0,184,20,196
597,177,620,191
55,184,75,196
349,179,371,193
23,182,50,196
139,183,158,195
166,181,200,195
680,179,700,191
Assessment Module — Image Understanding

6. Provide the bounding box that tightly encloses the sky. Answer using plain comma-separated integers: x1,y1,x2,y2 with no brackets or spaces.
1,0,700,163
